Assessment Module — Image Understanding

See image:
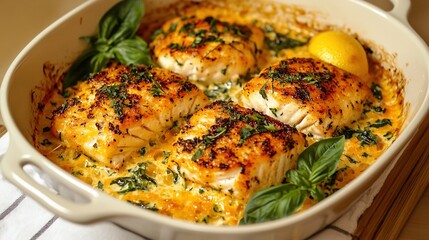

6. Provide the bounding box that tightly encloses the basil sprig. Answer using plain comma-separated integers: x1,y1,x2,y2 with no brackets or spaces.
62,0,152,91
240,136,345,224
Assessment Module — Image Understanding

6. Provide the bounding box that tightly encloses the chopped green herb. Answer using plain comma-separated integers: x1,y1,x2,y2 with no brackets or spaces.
301,70,333,84
139,147,146,156
264,123,277,132
167,168,179,184
169,17,251,52
73,152,82,160
98,83,128,118
238,114,278,144
345,155,358,164
383,131,394,140
263,25,307,56
259,81,269,100
167,43,185,50
162,151,171,164
168,22,177,33
336,126,378,146
98,83,127,99
269,108,278,117
127,65,166,97
53,97,79,116
205,16,219,33
239,125,255,144
128,200,159,211
110,162,156,194
325,166,348,190
204,82,232,100
110,100,124,118
180,22,196,33
357,129,378,146
97,181,104,190
373,106,386,113
192,148,204,161
101,167,117,176
174,58,183,66
150,79,166,97
201,215,210,224
151,28,164,40
259,61,332,100
203,127,227,147
71,171,84,176
369,119,392,128
371,83,383,100
213,204,221,213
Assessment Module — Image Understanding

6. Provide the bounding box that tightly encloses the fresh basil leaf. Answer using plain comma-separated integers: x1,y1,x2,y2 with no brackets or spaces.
241,136,345,224
63,0,152,91
240,184,306,224
62,49,98,90
309,185,325,202
80,35,97,46
112,37,153,66
286,169,312,188
90,52,111,73
95,38,111,53
297,136,345,184
99,0,144,45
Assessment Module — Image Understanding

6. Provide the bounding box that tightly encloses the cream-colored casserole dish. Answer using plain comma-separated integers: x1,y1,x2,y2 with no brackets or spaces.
1,0,429,239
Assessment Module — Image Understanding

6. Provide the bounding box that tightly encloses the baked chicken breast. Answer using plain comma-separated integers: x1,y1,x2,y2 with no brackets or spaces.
150,15,264,85
51,64,209,169
168,101,307,201
241,58,371,138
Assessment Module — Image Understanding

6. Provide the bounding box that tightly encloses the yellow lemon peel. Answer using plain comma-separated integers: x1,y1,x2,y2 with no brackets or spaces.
308,31,368,78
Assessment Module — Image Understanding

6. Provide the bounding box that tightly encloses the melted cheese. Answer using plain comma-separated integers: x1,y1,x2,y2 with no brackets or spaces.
33,0,405,225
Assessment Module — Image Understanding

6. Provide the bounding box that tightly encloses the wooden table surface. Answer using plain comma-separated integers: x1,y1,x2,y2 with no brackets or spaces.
400,186,429,239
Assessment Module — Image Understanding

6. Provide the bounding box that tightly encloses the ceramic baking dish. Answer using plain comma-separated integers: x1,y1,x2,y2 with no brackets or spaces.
1,0,429,239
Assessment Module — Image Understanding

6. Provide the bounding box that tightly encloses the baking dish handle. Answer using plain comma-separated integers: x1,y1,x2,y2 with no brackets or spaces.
389,0,411,28
0,143,123,223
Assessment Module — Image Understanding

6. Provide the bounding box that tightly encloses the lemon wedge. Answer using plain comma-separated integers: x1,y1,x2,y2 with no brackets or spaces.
308,31,368,78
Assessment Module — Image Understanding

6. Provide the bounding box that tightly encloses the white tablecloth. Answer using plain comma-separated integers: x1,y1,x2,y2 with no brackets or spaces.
0,132,394,240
